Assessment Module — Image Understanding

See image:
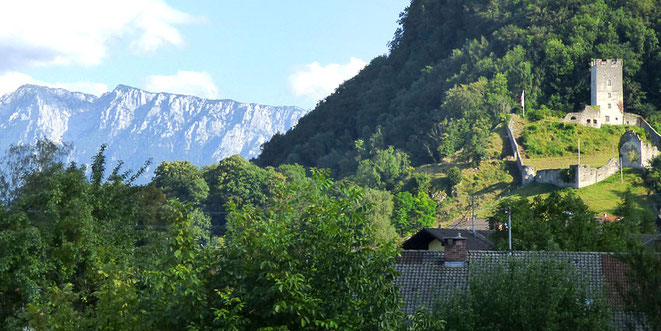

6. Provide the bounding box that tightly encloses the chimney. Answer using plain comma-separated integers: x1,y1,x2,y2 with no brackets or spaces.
443,232,467,267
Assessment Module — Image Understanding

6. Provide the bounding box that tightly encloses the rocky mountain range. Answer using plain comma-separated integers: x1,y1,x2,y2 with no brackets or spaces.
0,84,308,182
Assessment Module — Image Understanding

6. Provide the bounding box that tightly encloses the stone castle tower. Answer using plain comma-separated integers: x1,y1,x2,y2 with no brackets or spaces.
564,58,630,128
591,58,623,124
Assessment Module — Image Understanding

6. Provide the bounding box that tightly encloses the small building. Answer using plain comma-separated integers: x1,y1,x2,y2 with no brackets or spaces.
402,227,494,251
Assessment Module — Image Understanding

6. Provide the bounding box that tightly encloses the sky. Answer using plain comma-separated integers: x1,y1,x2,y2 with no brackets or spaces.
0,0,409,109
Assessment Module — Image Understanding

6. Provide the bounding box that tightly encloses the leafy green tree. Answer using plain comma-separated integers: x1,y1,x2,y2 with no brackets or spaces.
446,166,462,190
354,146,412,191
0,139,71,205
644,154,661,193
489,191,633,251
152,160,209,206
202,155,280,230
434,257,611,330
392,190,437,236
219,170,403,329
0,145,167,328
364,188,398,243
614,188,656,233
402,171,432,195
617,247,661,329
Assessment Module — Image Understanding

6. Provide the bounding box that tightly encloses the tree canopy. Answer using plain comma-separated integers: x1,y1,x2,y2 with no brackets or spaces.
257,0,661,175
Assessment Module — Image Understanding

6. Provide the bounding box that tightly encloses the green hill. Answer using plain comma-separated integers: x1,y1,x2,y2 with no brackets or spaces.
256,0,661,178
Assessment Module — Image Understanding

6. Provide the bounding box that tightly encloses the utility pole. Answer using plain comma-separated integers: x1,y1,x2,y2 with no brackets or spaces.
507,208,512,252
471,195,476,235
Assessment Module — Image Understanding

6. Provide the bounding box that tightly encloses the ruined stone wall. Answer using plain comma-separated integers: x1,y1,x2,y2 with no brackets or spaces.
506,115,661,189
623,113,640,126
620,129,660,169
576,158,620,188
564,105,601,128
506,118,536,185
636,115,661,147
535,168,575,188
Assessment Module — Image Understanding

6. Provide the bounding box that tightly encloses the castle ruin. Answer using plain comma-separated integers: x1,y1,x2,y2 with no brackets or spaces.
564,59,630,128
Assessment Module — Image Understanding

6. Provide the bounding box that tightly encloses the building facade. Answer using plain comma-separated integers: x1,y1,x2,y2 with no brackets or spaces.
592,58,624,124
564,58,626,128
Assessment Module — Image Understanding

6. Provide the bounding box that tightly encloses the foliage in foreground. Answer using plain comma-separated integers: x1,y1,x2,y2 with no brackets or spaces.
421,258,611,331
617,248,661,330
0,144,404,329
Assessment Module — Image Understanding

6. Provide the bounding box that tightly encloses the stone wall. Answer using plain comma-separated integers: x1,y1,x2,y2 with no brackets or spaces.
535,168,574,188
563,105,602,128
636,115,661,147
532,159,620,189
505,117,536,185
623,113,641,126
504,118,647,189
576,158,621,188
619,129,659,169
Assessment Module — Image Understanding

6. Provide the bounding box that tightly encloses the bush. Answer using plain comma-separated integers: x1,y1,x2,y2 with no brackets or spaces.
447,167,462,189
434,257,611,330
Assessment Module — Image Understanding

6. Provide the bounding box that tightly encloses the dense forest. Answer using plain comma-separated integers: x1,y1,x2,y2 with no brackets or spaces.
3,0,661,329
3,142,655,330
257,0,661,176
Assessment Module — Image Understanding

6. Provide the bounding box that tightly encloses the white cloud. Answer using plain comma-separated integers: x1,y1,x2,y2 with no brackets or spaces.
50,81,109,97
288,57,367,101
0,0,195,70
0,71,108,97
0,71,34,96
144,70,220,99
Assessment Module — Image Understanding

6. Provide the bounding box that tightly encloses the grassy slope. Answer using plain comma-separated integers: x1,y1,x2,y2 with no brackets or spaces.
417,119,656,225
519,117,648,169
417,124,515,224
514,168,655,216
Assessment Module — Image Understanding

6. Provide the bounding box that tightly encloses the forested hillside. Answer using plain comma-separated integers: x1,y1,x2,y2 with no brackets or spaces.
257,0,661,176
4,1,661,328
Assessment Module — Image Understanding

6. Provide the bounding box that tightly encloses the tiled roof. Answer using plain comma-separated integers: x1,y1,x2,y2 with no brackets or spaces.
402,228,494,251
395,250,647,330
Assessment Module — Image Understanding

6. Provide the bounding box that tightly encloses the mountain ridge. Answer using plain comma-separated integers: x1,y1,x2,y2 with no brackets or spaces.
0,84,308,182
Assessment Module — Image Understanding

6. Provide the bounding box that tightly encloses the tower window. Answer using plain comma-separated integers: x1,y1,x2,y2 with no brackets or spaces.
587,119,591,124
608,79,612,86
608,92,612,98
605,116,610,122
608,104,612,109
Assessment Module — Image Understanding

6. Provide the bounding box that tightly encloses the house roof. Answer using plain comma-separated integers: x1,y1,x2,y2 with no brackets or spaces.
395,250,645,330
402,228,494,251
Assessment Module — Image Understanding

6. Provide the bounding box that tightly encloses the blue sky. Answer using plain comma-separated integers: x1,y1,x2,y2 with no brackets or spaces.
0,0,408,109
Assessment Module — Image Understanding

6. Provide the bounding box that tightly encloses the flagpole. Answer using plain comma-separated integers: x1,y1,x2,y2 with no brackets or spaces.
520,90,525,118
